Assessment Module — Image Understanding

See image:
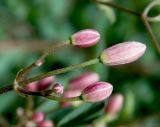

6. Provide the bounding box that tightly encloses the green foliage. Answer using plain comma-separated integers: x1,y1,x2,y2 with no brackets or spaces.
0,0,160,126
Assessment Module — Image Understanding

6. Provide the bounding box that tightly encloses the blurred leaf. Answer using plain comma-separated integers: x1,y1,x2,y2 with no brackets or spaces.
97,0,116,23
57,103,104,127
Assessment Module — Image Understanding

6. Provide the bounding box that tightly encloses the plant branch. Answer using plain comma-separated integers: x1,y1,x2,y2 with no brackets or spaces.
17,87,82,102
0,85,13,94
15,40,70,82
19,58,100,86
94,0,141,16
141,14,160,54
93,0,160,55
0,58,100,94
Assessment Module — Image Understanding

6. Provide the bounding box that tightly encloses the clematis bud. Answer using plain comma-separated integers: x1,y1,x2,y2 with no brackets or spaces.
100,41,146,65
37,120,54,127
25,76,55,91
25,82,38,92
32,112,45,123
70,29,100,47
52,83,64,95
69,72,99,91
37,76,55,91
105,94,124,115
82,82,113,102
16,107,24,117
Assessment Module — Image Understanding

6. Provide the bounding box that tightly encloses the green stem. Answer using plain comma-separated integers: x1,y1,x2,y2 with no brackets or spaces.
141,14,160,54
95,0,141,16
25,96,34,118
94,0,160,55
0,58,100,94
20,58,100,86
16,40,70,82
0,85,13,94
17,87,81,102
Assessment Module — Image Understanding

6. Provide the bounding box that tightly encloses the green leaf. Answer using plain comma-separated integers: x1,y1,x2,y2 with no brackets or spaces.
57,102,104,127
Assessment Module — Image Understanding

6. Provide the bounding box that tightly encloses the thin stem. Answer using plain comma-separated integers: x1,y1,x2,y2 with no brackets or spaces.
141,14,160,54
0,85,13,94
0,58,100,94
19,58,100,86
16,40,70,82
95,0,141,16
17,87,81,102
93,0,160,55
25,96,34,118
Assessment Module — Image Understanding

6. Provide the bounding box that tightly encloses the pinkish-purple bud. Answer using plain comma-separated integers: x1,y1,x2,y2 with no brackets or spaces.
100,41,146,65
37,76,55,91
70,29,100,47
32,112,45,123
25,82,38,92
52,83,64,95
69,72,99,91
82,82,113,102
37,120,54,127
105,94,124,115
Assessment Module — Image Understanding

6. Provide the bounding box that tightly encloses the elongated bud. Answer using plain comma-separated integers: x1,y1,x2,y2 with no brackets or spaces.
37,76,55,91
38,120,54,127
105,94,124,115
100,42,146,65
25,82,38,92
32,112,45,123
52,83,64,95
69,72,99,91
82,82,113,102
70,29,100,47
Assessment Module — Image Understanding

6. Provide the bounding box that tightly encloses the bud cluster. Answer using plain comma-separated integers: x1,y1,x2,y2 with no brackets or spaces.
16,108,54,127
25,76,64,95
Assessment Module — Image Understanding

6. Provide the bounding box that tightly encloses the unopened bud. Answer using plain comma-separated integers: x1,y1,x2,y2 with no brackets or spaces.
52,83,64,95
82,82,113,102
105,94,124,115
69,72,99,91
100,41,146,65
37,120,54,127
37,76,55,91
25,82,38,92
32,112,45,123
16,107,24,117
70,29,100,47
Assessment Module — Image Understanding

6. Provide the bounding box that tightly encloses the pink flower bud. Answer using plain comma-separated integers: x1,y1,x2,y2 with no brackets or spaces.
37,76,55,91
32,112,45,123
52,83,64,94
60,90,81,107
25,82,38,92
82,82,113,102
105,94,124,115
70,29,100,47
100,41,146,65
69,72,99,91
38,120,54,127
16,107,24,117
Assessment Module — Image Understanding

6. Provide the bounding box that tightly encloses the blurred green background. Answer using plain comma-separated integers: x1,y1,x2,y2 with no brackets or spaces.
0,0,160,127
